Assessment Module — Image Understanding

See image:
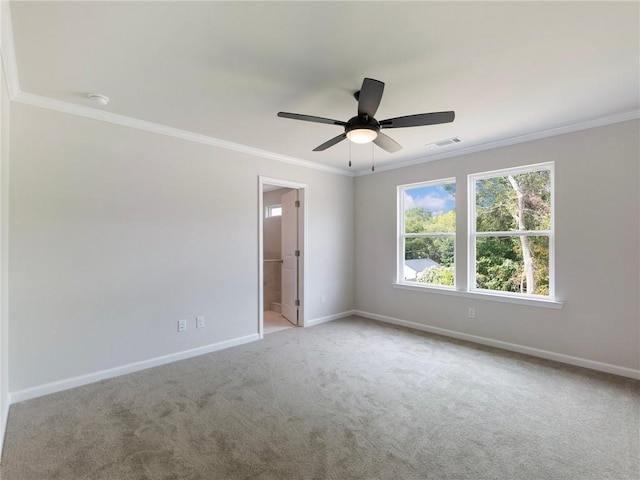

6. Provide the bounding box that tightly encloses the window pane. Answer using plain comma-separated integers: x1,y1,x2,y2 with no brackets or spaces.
475,236,549,295
404,183,456,233
267,205,282,218
476,170,551,232
404,237,454,286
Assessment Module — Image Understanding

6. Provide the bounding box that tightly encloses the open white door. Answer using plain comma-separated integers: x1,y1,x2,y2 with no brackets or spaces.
281,189,299,325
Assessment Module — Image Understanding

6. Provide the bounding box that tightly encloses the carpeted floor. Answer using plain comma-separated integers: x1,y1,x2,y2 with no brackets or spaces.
1,316,638,479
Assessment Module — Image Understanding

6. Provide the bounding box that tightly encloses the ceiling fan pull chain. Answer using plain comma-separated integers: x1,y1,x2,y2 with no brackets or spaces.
348,141,352,168
371,142,375,172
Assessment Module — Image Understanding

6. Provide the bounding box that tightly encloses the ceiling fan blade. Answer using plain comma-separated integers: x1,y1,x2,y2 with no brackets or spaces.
379,111,455,128
357,78,385,118
278,112,346,126
373,132,402,153
313,133,347,151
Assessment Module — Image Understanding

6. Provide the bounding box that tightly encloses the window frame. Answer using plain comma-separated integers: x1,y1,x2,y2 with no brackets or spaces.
393,162,561,309
265,204,282,218
468,162,555,300
397,177,457,289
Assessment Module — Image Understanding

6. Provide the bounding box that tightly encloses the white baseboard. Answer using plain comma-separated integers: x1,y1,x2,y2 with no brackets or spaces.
0,391,9,459
8,310,637,405
306,310,356,327
9,333,260,404
355,310,640,380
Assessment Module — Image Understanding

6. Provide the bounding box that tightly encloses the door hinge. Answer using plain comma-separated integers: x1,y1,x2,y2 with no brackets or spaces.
295,299,300,306
295,200,300,208
295,250,300,257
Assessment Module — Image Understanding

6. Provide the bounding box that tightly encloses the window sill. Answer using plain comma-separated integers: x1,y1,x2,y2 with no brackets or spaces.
392,283,564,309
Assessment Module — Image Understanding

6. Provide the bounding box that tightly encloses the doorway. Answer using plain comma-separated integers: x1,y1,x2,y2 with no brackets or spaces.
258,177,306,338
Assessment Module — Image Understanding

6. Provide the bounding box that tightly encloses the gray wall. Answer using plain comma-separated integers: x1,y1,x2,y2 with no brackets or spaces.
8,103,355,393
0,40,10,454
5,101,638,399
355,120,640,372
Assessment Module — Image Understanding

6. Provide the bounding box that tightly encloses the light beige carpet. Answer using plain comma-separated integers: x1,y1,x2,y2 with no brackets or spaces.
1,316,638,479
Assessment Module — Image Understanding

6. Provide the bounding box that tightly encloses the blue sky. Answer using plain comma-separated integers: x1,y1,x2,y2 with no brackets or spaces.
404,184,456,216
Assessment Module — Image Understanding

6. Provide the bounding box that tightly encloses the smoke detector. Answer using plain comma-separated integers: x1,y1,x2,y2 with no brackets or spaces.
88,93,109,106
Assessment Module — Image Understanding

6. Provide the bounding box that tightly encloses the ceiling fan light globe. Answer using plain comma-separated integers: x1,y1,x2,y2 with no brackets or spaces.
346,128,378,144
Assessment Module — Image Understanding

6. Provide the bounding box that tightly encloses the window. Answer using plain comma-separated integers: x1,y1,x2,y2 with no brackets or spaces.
399,179,456,287
396,162,557,305
266,204,282,218
469,163,553,298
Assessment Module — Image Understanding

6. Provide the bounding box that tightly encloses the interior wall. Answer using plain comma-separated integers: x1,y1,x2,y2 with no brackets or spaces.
355,119,640,373
262,188,289,310
8,103,355,394
0,19,9,455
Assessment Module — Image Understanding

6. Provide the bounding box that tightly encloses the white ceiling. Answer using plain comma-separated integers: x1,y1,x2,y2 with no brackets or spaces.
7,1,640,174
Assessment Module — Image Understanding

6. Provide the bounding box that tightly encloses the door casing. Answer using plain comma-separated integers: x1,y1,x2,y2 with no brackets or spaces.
258,176,307,338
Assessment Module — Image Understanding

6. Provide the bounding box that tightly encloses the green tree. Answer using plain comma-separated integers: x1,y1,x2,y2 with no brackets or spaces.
418,266,454,286
475,170,550,294
404,208,455,267
424,210,455,233
405,207,432,233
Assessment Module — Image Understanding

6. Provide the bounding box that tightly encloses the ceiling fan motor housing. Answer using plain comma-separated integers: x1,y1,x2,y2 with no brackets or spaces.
345,115,380,135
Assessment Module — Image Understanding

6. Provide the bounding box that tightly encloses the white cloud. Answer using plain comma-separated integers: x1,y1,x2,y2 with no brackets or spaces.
404,192,416,210
405,192,448,215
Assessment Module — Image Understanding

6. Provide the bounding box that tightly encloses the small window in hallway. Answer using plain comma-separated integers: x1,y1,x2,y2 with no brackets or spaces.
266,205,282,218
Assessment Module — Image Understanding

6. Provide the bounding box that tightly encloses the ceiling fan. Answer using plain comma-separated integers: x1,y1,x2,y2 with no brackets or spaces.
277,78,455,153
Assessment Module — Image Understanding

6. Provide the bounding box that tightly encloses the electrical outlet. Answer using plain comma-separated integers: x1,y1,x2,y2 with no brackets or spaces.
467,308,476,319
178,319,187,332
320,295,326,304
196,316,205,328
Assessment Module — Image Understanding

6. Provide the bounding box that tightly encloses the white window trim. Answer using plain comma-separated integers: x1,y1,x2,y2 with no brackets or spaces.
394,163,562,309
468,161,555,300
397,177,456,289
265,204,282,218
392,282,563,309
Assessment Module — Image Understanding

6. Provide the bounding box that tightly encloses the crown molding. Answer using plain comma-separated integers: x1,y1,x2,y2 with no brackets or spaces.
353,110,640,176
13,92,354,177
1,1,353,178
11,88,639,180
1,0,20,98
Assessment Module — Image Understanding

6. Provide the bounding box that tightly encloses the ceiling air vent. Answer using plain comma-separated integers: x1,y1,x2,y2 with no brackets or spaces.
426,137,462,149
